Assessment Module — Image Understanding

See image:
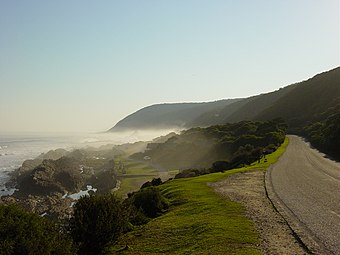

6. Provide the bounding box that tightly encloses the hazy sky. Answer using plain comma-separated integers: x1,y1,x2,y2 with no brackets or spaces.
0,1,339,133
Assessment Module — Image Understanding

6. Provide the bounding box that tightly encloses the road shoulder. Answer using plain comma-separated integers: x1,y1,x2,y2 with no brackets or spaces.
212,170,307,255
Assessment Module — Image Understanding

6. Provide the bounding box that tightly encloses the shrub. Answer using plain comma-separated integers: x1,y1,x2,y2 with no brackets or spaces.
129,187,169,218
174,169,201,179
140,178,163,189
0,204,74,255
211,161,231,172
69,194,129,255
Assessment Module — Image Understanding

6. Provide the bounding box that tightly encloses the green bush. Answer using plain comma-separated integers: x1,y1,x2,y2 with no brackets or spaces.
211,161,231,172
140,177,163,189
129,187,169,218
69,194,129,255
174,169,201,179
0,204,74,255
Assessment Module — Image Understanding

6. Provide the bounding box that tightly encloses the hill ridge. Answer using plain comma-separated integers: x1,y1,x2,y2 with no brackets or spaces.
108,67,340,132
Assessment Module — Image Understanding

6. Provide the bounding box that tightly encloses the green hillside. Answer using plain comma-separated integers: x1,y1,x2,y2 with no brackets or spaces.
130,119,286,171
254,67,340,129
108,138,289,255
109,67,340,158
222,67,340,159
192,67,340,131
189,84,298,127
110,67,339,133
223,84,298,123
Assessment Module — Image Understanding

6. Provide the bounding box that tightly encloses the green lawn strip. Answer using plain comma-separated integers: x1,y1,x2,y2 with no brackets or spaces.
115,160,180,197
115,160,159,197
116,176,156,197
109,137,289,254
123,161,159,175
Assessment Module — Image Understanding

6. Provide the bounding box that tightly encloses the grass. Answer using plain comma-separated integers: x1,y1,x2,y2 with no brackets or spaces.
115,160,179,197
109,138,289,255
115,160,159,197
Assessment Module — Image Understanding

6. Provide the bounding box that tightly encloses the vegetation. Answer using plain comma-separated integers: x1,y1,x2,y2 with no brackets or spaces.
111,173,261,254
0,204,74,255
0,136,288,255
108,138,289,254
6,66,338,254
115,160,161,197
131,119,287,170
112,67,340,159
128,186,169,218
0,189,169,255
69,194,129,255
110,68,339,135
67,185,170,255
140,177,163,189
255,68,340,131
303,111,340,159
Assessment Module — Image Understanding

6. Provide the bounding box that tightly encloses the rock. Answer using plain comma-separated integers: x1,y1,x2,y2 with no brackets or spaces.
15,157,84,197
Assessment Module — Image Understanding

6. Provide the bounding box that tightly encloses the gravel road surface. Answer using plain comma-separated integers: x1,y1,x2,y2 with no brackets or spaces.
267,135,340,255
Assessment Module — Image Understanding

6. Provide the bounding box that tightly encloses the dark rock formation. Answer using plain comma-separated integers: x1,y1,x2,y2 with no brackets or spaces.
15,157,84,197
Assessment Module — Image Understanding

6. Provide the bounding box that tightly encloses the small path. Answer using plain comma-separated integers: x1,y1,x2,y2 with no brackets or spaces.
212,170,307,255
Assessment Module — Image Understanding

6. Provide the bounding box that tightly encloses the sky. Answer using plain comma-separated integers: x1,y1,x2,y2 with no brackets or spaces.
0,0,339,133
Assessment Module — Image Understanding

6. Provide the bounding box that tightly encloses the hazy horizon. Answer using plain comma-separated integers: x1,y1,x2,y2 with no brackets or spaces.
1,1,339,133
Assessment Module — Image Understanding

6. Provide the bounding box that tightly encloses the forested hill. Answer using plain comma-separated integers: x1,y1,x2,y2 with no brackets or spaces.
188,82,298,127
109,67,339,133
109,99,240,131
194,67,340,159
190,67,340,129
229,67,340,130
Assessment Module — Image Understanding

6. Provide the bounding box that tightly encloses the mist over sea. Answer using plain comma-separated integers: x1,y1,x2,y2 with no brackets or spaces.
0,130,175,196
0,133,86,196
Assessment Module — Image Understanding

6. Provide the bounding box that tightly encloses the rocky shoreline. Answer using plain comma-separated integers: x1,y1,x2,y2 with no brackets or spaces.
1,147,120,220
0,133,176,219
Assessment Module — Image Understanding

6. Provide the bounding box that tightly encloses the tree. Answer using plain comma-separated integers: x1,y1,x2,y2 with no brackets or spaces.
69,194,128,255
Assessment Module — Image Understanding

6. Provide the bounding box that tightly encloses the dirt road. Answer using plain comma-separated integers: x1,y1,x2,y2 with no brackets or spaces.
266,135,340,255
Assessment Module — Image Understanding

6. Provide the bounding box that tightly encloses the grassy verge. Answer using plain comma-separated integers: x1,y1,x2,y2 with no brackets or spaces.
115,160,179,197
109,138,289,254
246,137,289,170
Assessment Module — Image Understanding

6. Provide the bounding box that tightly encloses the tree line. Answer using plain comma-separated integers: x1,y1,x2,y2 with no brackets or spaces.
132,119,287,171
